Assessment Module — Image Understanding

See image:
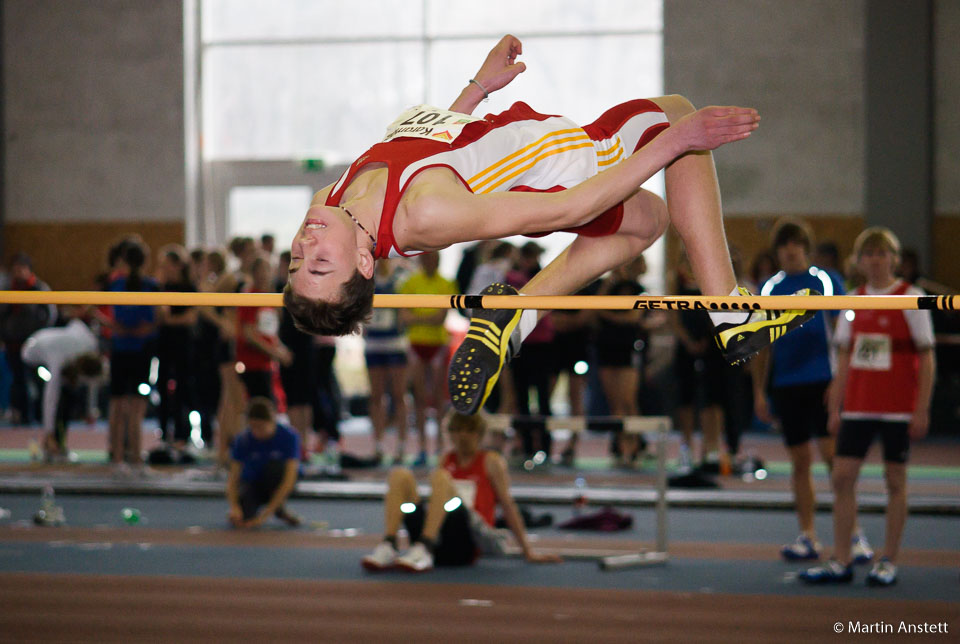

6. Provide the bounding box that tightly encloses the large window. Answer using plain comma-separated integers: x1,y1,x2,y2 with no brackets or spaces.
194,0,665,289
201,0,662,162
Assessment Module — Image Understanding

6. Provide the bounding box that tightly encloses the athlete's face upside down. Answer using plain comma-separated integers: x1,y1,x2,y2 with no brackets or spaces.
287,204,374,303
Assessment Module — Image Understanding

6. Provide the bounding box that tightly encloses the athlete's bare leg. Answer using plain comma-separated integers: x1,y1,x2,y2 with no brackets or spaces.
408,352,431,456
287,404,313,458
520,188,669,304
651,95,737,296
367,366,390,455
517,96,736,305
421,467,458,541
788,442,818,538
881,462,908,561
831,456,863,565
109,398,124,464
382,466,419,537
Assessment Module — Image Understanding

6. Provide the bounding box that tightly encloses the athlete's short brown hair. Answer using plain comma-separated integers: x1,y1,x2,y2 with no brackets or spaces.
771,217,814,253
247,396,276,422
282,269,375,336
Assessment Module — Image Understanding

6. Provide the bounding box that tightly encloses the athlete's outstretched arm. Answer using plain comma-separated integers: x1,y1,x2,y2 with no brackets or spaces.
406,105,759,248
486,452,561,564
449,35,526,115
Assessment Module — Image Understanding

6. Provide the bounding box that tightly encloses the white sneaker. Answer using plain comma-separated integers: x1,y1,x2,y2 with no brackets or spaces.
395,542,434,573
361,542,399,571
866,558,897,587
780,534,822,561
677,445,693,474
111,463,133,480
135,464,157,480
851,531,874,565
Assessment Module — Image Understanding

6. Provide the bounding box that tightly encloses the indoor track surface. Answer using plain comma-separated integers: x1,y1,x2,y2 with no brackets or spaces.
1,493,957,642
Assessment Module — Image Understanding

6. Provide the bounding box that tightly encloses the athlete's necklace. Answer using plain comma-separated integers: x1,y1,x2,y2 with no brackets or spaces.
341,206,377,250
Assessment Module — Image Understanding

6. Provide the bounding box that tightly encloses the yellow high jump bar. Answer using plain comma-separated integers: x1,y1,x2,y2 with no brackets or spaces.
0,291,954,311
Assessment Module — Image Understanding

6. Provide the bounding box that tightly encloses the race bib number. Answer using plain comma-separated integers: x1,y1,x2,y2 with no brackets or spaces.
850,333,892,371
452,479,478,510
257,308,279,337
383,105,483,144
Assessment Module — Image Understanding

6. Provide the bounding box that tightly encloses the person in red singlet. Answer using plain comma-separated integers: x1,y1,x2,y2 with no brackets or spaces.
285,35,814,416
800,227,935,587
361,411,561,572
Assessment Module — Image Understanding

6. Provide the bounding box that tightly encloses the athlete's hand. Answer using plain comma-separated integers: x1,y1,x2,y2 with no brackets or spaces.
276,345,294,368
754,395,775,425
525,550,563,564
827,410,842,437
243,512,269,529
908,409,929,440
672,106,760,153
228,505,244,528
473,35,527,94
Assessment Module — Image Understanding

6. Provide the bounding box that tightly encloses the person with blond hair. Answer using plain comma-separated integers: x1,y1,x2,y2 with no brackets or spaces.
800,227,935,586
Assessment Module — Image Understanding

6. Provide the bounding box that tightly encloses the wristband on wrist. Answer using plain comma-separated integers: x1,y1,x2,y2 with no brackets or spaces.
469,78,490,101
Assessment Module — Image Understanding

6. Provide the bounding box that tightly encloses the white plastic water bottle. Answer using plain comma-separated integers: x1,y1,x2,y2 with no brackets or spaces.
41,485,55,510
34,485,64,526
573,477,587,515
678,444,692,473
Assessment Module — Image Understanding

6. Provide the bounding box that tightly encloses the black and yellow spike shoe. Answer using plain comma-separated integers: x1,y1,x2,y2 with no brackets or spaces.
714,287,819,365
449,283,523,415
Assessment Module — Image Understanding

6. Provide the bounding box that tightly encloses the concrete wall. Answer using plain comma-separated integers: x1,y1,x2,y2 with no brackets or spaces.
935,0,960,217
5,0,184,224
665,0,866,217
3,0,184,288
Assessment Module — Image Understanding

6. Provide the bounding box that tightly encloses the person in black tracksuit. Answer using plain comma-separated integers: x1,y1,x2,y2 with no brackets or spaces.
156,246,197,446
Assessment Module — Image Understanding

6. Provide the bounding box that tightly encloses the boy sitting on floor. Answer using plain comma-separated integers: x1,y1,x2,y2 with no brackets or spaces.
362,412,561,572
226,397,301,529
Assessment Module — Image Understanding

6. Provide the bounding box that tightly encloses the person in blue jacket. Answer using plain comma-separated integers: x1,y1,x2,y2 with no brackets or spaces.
751,219,872,565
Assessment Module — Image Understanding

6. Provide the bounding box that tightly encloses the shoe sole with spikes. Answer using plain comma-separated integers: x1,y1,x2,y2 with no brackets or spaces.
448,283,522,415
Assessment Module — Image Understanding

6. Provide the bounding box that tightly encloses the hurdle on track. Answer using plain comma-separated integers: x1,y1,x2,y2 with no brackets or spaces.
490,414,671,571
0,290,954,311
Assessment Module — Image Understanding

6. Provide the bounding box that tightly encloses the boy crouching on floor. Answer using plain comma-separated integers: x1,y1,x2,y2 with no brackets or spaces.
226,397,301,529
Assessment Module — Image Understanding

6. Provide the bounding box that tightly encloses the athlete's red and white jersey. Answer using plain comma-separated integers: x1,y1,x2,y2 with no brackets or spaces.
326,101,669,259
442,450,497,527
834,280,934,421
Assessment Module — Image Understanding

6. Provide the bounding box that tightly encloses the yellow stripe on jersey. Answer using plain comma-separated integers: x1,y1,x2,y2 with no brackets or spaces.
469,128,589,189
477,141,596,194
596,137,622,157
477,139,595,193
597,143,624,167
471,133,592,193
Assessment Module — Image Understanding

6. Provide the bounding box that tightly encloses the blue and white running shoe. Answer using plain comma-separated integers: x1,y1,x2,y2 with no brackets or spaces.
799,559,854,584
866,557,897,587
851,531,874,565
781,534,821,561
